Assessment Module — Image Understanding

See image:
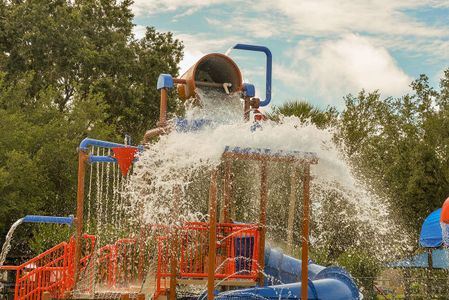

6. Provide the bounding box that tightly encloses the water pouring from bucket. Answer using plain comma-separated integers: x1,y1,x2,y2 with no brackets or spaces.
144,44,272,143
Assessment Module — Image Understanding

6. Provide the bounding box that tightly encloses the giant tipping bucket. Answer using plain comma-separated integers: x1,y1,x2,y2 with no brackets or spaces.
173,44,273,105
176,53,243,100
148,45,272,140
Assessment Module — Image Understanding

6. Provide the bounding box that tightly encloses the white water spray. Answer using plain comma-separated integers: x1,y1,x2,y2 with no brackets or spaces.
0,218,24,266
126,89,409,262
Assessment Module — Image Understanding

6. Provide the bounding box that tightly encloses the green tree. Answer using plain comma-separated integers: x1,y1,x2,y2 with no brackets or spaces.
337,249,381,299
0,72,116,252
338,72,449,235
1,0,183,140
0,0,184,254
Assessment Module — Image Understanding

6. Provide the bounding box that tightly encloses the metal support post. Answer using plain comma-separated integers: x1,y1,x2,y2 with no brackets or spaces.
301,164,311,300
207,169,219,300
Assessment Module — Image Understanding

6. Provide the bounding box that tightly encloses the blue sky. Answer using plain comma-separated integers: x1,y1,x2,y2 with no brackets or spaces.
132,1,449,110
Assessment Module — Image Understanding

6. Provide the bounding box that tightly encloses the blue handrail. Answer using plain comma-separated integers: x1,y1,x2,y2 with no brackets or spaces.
230,44,272,107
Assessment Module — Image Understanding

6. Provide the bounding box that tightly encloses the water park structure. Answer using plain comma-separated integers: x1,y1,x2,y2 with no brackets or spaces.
0,44,361,300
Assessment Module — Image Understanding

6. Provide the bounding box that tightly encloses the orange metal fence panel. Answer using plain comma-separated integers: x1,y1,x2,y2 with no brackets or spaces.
154,222,260,298
10,242,69,300
1,223,259,300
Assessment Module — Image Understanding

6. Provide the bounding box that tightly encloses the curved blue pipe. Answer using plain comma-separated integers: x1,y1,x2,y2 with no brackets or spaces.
231,44,272,107
23,215,74,225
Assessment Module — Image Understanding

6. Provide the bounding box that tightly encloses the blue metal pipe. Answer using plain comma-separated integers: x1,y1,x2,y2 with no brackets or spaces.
88,155,139,164
88,155,117,163
22,215,74,225
231,44,272,107
79,138,143,152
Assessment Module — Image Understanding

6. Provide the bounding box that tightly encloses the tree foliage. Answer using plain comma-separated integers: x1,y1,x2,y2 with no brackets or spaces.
338,72,449,234
0,0,183,253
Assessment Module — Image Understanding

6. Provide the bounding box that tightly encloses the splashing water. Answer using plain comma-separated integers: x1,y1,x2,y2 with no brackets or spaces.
0,218,23,266
124,89,409,263
441,222,449,246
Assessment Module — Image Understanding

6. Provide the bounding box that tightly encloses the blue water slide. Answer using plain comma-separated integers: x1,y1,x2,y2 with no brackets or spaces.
216,248,360,300
263,248,325,286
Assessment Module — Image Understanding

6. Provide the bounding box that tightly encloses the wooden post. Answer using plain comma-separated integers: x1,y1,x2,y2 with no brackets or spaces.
74,150,88,284
159,88,168,126
42,292,51,300
169,232,178,300
301,164,311,300
138,227,145,283
286,166,298,254
120,294,130,300
169,185,182,300
222,160,232,223
243,96,251,121
258,161,268,286
207,169,218,300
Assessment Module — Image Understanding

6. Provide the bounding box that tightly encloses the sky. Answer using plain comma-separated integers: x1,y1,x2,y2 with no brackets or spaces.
131,0,449,110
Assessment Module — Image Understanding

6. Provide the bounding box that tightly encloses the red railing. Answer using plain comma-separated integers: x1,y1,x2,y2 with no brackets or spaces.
1,223,260,300
0,242,71,300
155,222,260,298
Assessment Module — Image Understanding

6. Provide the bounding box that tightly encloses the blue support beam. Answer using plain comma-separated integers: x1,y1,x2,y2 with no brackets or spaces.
23,215,74,225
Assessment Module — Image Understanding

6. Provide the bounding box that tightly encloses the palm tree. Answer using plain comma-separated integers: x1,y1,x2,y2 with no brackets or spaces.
268,100,338,128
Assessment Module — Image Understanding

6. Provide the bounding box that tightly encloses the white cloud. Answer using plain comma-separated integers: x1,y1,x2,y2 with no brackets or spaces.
132,25,146,40
273,63,305,88
173,32,239,75
257,0,449,37
175,33,236,53
179,50,204,75
131,0,449,105
283,34,412,105
132,0,230,16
